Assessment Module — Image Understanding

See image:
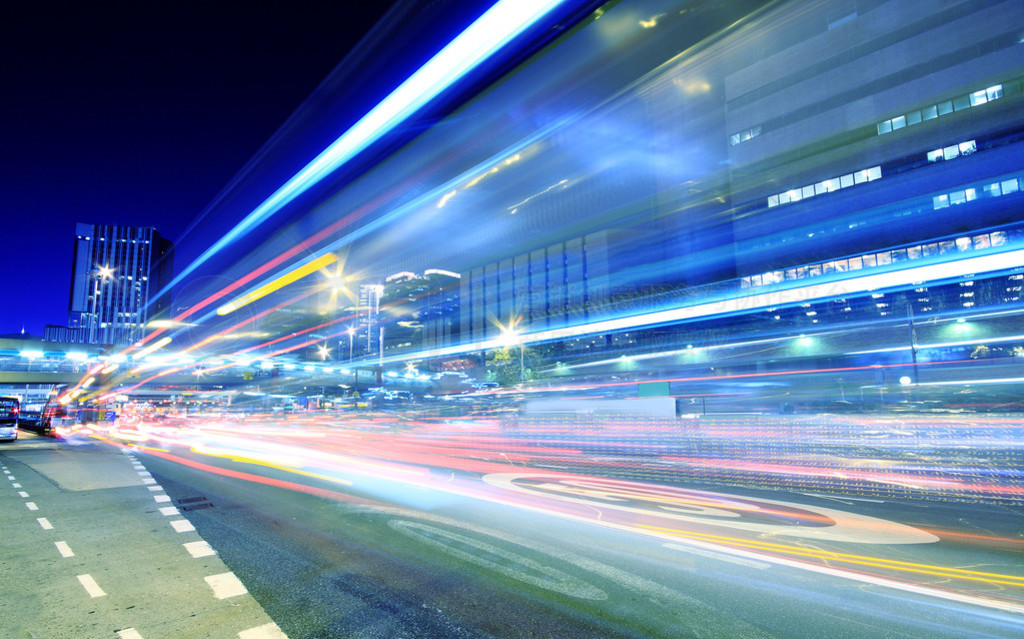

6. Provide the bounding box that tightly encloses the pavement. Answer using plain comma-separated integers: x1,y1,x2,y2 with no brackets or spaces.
0,432,287,639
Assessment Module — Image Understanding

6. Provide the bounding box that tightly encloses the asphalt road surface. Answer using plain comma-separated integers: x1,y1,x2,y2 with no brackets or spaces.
64,411,1024,639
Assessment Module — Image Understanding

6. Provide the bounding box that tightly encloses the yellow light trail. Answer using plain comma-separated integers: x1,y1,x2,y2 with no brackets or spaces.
217,253,338,315
639,524,1024,587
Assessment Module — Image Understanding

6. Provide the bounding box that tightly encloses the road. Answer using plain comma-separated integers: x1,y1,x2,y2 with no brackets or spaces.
74,410,1024,638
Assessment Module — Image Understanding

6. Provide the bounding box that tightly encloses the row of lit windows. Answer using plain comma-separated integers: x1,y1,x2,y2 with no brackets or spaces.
728,124,761,146
927,139,975,163
933,175,1021,210
740,230,1011,289
876,84,1003,136
767,165,881,208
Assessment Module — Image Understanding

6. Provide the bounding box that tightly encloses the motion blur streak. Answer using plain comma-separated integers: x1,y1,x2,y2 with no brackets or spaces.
216,253,339,315
154,0,571,299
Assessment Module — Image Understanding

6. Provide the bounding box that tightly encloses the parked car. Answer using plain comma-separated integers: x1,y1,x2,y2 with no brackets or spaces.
0,397,19,442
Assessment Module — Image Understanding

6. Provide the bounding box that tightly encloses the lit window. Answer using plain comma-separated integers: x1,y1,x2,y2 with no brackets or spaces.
730,133,741,145
937,100,953,116
906,109,922,126
983,183,1001,197
927,149,943,162
891,115,906,130
943,145,959,160
955,237,972,251
840,174,854,188
950,190,967,205
867,166,881,181
986,84,1004,101
787,189,802,202
768,195,779,207
922,104,938,121
801,185,815,199
970,90,988,107
933,194,949,209
953,94,971,111
814,181,828,195
958,140,976,155
877,120,892,135
1001,178,1019,194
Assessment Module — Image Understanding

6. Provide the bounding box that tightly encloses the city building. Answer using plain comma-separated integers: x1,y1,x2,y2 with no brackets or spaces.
46,223,173,345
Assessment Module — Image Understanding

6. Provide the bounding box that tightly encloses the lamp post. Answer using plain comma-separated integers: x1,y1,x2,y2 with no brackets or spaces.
500,325,524,383
90,265,113,345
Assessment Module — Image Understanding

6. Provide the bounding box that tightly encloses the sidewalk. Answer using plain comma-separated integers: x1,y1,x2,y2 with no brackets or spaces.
0,433,287,639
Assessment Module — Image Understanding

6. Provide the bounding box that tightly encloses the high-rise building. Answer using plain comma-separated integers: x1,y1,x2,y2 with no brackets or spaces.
56,222,173,345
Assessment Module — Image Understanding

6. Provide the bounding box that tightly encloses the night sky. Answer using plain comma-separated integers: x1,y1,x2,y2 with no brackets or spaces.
0,1,402,336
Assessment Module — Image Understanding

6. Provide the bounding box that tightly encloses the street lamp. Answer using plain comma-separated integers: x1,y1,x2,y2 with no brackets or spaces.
499,325,524,383
90,265,113,344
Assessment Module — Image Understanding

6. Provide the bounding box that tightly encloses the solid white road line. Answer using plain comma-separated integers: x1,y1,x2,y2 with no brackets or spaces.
238,622,289,639
55,541,75,558
77,574,107,598
37,517,53,530
170,519,196,533
183,540,216,558
205,572,248,599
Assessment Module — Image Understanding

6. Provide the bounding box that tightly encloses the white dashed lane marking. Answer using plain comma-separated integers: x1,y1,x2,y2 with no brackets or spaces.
12,483,21,488
238,622,289,638
183,540,216,558
158,506,180,516
170,519,196,533
25,502,38,511
148,485,163,491
205,572,248,599
117,628,144,639
37,517,53,530
154,494,171,503
77,574,107,598
55,541,75,558
18,491,29,498
142,478,157,485
7,475,15,480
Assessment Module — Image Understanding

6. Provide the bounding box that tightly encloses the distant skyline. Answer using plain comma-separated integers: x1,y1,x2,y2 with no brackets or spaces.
0,1,401,336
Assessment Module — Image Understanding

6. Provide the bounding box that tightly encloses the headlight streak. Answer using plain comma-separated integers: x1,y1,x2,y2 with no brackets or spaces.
92,414,1024,617
154,0,571,301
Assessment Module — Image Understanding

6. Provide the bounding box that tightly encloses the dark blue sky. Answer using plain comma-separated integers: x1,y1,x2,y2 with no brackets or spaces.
0,1,402,336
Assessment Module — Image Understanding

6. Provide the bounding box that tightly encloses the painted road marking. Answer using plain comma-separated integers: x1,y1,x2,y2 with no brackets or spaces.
154,494,171,503
77,574,107,598
117,628,144,639
37,517,53,530
138,471,151,477
7,475,15,480
55,541,75,558
18,491,29,498
148,485,163,491
389,519,606,600
3,469,9,473
12,483,21,488
158,506,179,516
205,572,247,599
142,478,157,484
25,502,38,511
183,540,216,558
239,622,289,639
170,519,196,533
